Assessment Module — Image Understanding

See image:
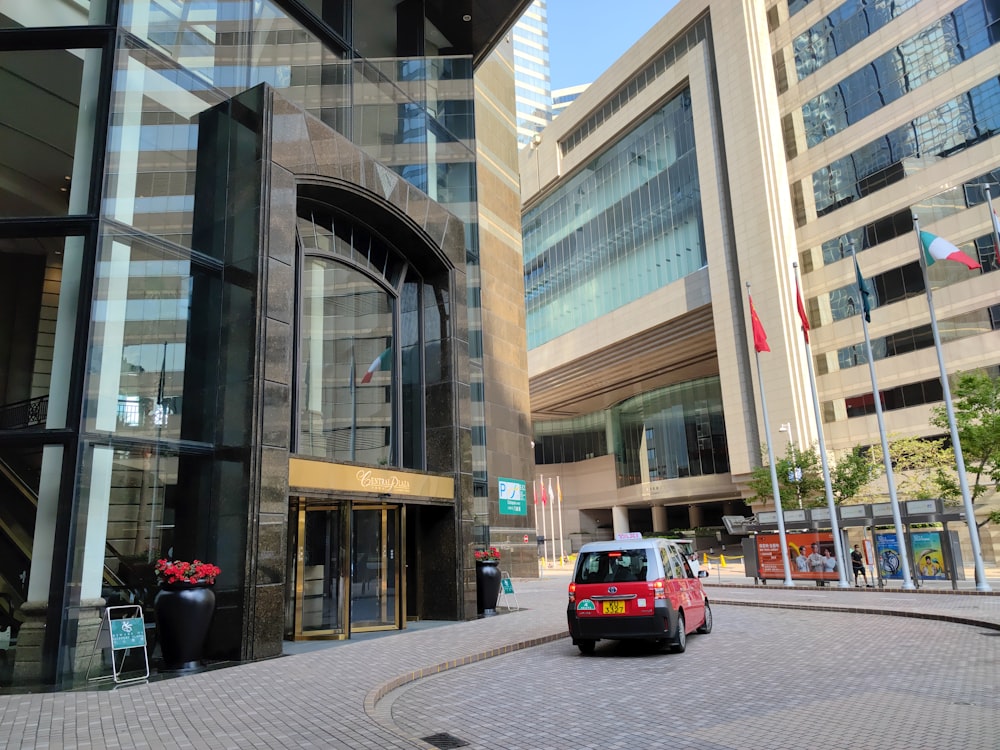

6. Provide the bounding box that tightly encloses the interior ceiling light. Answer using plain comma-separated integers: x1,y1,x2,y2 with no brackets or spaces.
462,14,471,21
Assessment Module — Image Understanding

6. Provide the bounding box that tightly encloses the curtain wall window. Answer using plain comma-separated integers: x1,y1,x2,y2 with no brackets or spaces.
299,257,395,465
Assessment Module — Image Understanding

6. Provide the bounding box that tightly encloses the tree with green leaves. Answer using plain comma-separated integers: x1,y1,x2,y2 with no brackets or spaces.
746,443,828,510
831,446,878,503
866,435,959,503
930,369,1000,505
746,436,956,510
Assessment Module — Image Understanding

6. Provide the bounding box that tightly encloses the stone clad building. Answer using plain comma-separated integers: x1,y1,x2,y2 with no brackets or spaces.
0,0,535,689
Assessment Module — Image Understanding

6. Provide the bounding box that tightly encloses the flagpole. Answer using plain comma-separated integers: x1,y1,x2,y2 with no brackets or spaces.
150,340,168,555
533,478,541,540
548,478,557,565
986,184,1000,270
539,474,549,568
556,476,565,564
793,264,850,587
912,216,991,591
850,244,915,589
747,282,794,586
350,348,357,462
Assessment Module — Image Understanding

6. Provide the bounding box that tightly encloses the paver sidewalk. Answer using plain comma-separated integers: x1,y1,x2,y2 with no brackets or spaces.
1,573,998,750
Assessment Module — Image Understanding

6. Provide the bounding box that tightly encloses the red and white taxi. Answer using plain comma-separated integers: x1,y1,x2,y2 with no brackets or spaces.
567,537,712,654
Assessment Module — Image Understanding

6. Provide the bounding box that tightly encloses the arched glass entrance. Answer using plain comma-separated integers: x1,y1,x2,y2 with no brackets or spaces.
299,258,395,465
288,206,426,640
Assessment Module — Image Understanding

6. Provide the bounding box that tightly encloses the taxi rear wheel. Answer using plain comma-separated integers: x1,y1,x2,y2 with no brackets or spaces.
671,613,687,653
696,602,713,634
577,639,596,655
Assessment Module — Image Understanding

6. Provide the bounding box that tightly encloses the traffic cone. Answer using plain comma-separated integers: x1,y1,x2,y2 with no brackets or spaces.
720,554,727,567
702,552,708,565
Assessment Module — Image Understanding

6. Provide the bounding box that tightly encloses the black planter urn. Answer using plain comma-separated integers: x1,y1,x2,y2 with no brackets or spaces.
475,560,502,616
154,583,216,670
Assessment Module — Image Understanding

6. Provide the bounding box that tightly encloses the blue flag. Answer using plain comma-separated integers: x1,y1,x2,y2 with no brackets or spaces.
853,255,871,323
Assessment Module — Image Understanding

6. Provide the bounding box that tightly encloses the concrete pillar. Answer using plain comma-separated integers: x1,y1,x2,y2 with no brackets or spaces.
652,505,667,534
687,504,702,530
611,505,629,538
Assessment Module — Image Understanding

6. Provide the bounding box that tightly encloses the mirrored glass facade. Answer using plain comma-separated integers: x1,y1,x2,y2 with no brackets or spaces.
532,377,729,488
799,1,998,150
523,89,705,348
792,0,919,83
810,77,1000,219
613,378,729,488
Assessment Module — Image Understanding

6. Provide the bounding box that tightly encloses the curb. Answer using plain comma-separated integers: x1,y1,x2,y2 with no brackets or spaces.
705,581,1000,596
364,630,570,744
708,595,1000,632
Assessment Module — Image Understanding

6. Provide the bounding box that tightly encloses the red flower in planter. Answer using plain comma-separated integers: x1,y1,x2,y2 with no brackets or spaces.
155,559,221,585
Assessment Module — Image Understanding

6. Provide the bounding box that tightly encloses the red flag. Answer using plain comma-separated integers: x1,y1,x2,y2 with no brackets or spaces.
540,479,547,505
795,281,810,344
748,294,770,353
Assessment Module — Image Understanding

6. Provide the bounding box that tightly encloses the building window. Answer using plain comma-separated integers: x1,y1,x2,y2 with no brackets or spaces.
524,88,705,348
612,377,729,487
809,77,1000,219
0,46,102,219
799,1,997,149
792,0,920,82
299,255,395,465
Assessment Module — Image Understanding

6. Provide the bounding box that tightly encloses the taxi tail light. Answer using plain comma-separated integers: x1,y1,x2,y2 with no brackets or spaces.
568,582,576,604
651,579,667,600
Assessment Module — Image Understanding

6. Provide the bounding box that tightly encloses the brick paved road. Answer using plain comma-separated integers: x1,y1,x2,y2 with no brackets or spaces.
1,574,998,749
384,605,1000,750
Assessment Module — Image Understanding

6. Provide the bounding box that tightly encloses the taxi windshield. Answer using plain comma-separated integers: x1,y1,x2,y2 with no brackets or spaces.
575,548,651,583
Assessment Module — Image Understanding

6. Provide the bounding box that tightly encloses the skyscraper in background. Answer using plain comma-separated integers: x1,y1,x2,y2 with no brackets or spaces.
552,83,590,119
513,0,552,147
521,0,1000,562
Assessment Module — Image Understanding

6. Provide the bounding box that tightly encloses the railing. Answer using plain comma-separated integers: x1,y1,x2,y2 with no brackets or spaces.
0,396,48,430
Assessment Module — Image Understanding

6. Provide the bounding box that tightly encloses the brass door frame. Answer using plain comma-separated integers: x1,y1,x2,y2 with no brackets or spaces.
350,503,405,633
289,499,406,640
291,500,349,640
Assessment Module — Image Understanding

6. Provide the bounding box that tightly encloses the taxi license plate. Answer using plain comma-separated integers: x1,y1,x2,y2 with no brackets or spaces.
601,600,626,615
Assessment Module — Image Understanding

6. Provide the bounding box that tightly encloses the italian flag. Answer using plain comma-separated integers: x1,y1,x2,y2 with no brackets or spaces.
360,348,391,384
919,231,980,270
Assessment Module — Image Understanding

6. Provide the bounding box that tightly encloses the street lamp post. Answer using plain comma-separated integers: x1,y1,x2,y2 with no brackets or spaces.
780,423,802,508
779,422,793,450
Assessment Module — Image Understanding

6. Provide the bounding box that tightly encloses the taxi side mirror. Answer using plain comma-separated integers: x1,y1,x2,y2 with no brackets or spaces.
698,569,709,578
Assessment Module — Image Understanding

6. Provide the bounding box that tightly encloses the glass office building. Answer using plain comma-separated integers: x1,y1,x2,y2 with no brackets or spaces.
512,0,551,148
521,0,1000,556
0,0,534,689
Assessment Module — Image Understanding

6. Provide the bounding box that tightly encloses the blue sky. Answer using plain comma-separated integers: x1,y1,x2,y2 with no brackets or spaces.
546,0,679,91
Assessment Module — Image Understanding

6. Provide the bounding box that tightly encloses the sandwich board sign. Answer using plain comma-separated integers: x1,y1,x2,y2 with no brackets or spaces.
87,605,150,684
497,573,519,611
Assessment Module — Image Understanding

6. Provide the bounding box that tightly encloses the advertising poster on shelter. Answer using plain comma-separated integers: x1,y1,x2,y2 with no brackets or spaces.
911,530,946,579
875,532,903,579
756,532,839,581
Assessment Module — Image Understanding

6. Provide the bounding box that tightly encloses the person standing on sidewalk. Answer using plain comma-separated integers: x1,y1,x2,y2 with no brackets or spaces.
851,544,870,587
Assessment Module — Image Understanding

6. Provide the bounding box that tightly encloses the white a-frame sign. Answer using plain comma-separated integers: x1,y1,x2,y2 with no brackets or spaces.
86,604,150,684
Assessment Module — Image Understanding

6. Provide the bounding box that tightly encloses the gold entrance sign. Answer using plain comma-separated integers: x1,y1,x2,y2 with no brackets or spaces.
289,458,454,500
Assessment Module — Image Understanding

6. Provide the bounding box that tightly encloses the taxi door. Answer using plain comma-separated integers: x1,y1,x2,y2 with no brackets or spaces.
667,544,704,628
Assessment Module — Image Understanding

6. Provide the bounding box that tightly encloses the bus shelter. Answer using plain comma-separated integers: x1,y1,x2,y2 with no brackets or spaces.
745,500,966,589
